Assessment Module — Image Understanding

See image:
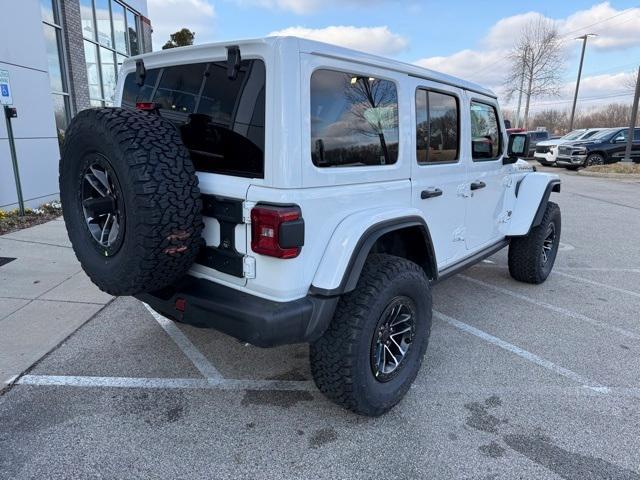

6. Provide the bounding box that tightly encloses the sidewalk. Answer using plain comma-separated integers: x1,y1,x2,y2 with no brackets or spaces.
0,218,112,389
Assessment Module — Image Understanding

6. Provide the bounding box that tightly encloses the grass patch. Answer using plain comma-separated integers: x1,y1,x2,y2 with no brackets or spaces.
584,163,640,174
0,201,62,235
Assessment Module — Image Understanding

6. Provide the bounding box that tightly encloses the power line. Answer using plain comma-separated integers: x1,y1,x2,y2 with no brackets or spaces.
470,5,640,77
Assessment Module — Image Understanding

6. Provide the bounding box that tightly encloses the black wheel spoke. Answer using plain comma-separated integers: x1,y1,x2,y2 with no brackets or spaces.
371,298,416,381
81,161,123,251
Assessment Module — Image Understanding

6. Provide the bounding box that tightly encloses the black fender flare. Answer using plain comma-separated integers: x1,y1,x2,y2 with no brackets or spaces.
309,216,437,297
515,179,560,237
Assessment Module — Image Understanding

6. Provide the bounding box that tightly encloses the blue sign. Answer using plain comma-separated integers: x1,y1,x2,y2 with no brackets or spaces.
0,84,8,97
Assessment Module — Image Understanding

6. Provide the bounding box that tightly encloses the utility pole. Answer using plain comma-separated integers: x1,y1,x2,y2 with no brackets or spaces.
622,65,640,163
569,33,597,131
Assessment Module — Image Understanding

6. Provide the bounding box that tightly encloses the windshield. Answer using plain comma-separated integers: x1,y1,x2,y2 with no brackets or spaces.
562,130,585,140
588,128,617,140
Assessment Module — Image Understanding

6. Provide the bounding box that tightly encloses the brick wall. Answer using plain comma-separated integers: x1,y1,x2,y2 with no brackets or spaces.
60,0,91,113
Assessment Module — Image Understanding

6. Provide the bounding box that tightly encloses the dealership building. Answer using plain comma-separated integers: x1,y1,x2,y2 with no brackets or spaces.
1,0,152,210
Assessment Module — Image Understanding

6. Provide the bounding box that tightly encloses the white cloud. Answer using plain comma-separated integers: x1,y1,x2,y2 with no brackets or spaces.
232,0,383,14
414,49,508,86
560,2,640,50
268,26,408,56
147,0,216,51
413,2,640,109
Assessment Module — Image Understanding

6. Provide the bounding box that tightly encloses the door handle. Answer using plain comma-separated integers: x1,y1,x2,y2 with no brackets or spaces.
470,181,486,191
421,188,443,199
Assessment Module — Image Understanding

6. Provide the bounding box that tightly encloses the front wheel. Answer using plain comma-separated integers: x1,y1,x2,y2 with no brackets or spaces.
310,254,432,416
586,153,605,167
508,201,561,284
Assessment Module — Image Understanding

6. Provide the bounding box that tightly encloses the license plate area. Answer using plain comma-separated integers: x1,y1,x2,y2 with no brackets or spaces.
197,195,245,278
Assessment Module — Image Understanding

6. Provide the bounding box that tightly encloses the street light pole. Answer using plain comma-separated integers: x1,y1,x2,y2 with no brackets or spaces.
568,33,597,132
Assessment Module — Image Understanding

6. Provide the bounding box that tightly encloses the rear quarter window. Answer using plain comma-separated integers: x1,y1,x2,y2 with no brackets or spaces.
310,69,399,168
122,59,266,178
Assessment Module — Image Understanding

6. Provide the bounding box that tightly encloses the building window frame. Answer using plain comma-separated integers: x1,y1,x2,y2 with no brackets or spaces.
81,0,143,106
41,0,73,138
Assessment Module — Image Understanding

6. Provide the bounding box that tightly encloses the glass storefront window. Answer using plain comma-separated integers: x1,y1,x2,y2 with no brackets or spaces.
81,0,142,103
111,1,127,54
84,41,102,100
52,93,69,134
43,24,65,93
79,0,95,40
100,47,116,103
126,9,139,56
40,0,56,24
95,0,113,48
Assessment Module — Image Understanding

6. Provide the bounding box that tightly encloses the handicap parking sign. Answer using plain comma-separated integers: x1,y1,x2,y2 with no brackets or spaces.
0,69,13,105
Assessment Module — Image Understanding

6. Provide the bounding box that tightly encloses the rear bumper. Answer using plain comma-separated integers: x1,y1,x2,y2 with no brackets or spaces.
136,276,338,347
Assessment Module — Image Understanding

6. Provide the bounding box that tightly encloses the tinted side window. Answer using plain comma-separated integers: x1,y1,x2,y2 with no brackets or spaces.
311,69,399,167
416,89,459,164
471,101,501,160
121,60,266,178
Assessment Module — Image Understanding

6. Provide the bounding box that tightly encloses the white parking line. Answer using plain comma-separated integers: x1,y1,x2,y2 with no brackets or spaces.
433,310,607,391
15,374,316,391
459,275,640,340
143,303,224,382
553,270,640,299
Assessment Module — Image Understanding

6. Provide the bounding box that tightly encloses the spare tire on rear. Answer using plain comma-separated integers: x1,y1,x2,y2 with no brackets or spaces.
60,107,203,296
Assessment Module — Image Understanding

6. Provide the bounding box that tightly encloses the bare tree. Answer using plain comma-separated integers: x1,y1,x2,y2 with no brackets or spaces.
504,18,564,130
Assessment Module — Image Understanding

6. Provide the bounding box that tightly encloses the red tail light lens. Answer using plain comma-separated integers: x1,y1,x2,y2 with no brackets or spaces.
136,102,157,111
251,205,304,259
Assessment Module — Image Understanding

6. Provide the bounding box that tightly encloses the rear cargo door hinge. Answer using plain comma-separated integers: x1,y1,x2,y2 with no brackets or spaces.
243,201,256,224
243,255,256,279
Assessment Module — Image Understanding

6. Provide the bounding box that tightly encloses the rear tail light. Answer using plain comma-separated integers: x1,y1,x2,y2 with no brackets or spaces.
136,102,158,111
251,205,304,259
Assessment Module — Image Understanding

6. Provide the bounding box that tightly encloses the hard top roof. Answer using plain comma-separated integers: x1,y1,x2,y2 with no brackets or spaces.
136,36,496,99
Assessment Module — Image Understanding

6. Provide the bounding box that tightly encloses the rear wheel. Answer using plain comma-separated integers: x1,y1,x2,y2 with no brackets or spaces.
60,108,203,296
508,201,561,284
310,254,432,416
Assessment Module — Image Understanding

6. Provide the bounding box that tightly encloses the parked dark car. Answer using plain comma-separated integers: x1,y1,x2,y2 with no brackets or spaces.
556,127,640,169
525,130,550,157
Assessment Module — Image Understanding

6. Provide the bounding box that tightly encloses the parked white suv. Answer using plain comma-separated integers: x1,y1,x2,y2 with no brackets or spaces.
59,37,561,416
534,128,604,166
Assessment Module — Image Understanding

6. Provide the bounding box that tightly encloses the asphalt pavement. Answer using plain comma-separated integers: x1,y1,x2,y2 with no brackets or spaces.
1,165,639,479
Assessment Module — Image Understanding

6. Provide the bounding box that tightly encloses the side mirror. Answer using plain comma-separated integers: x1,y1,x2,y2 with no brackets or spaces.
505,133,529,164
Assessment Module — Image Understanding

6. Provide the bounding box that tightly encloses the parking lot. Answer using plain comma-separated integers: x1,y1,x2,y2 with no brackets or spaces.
1,167,639,479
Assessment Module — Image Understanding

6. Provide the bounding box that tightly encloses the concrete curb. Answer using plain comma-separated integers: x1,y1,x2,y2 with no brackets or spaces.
577,170,640,179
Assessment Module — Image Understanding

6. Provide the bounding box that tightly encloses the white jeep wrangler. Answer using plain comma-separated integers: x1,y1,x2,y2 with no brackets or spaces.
59,37,561,416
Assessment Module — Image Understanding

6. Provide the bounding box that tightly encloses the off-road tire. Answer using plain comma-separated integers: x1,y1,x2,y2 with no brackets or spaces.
508,201,561,284
310,254,432,416
60,108,203,296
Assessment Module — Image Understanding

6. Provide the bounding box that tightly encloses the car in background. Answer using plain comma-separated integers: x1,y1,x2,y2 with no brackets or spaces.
534,128,605,166
556,127,640,169
525,130,550,157
507,127,526,136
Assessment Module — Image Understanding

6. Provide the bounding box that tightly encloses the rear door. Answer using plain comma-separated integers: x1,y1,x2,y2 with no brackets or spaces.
609,128,640,162
411,85,467,267
120,58,267,286
465,99,509,251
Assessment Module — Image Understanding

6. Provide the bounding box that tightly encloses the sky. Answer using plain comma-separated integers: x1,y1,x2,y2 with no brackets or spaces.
146,0,639,114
